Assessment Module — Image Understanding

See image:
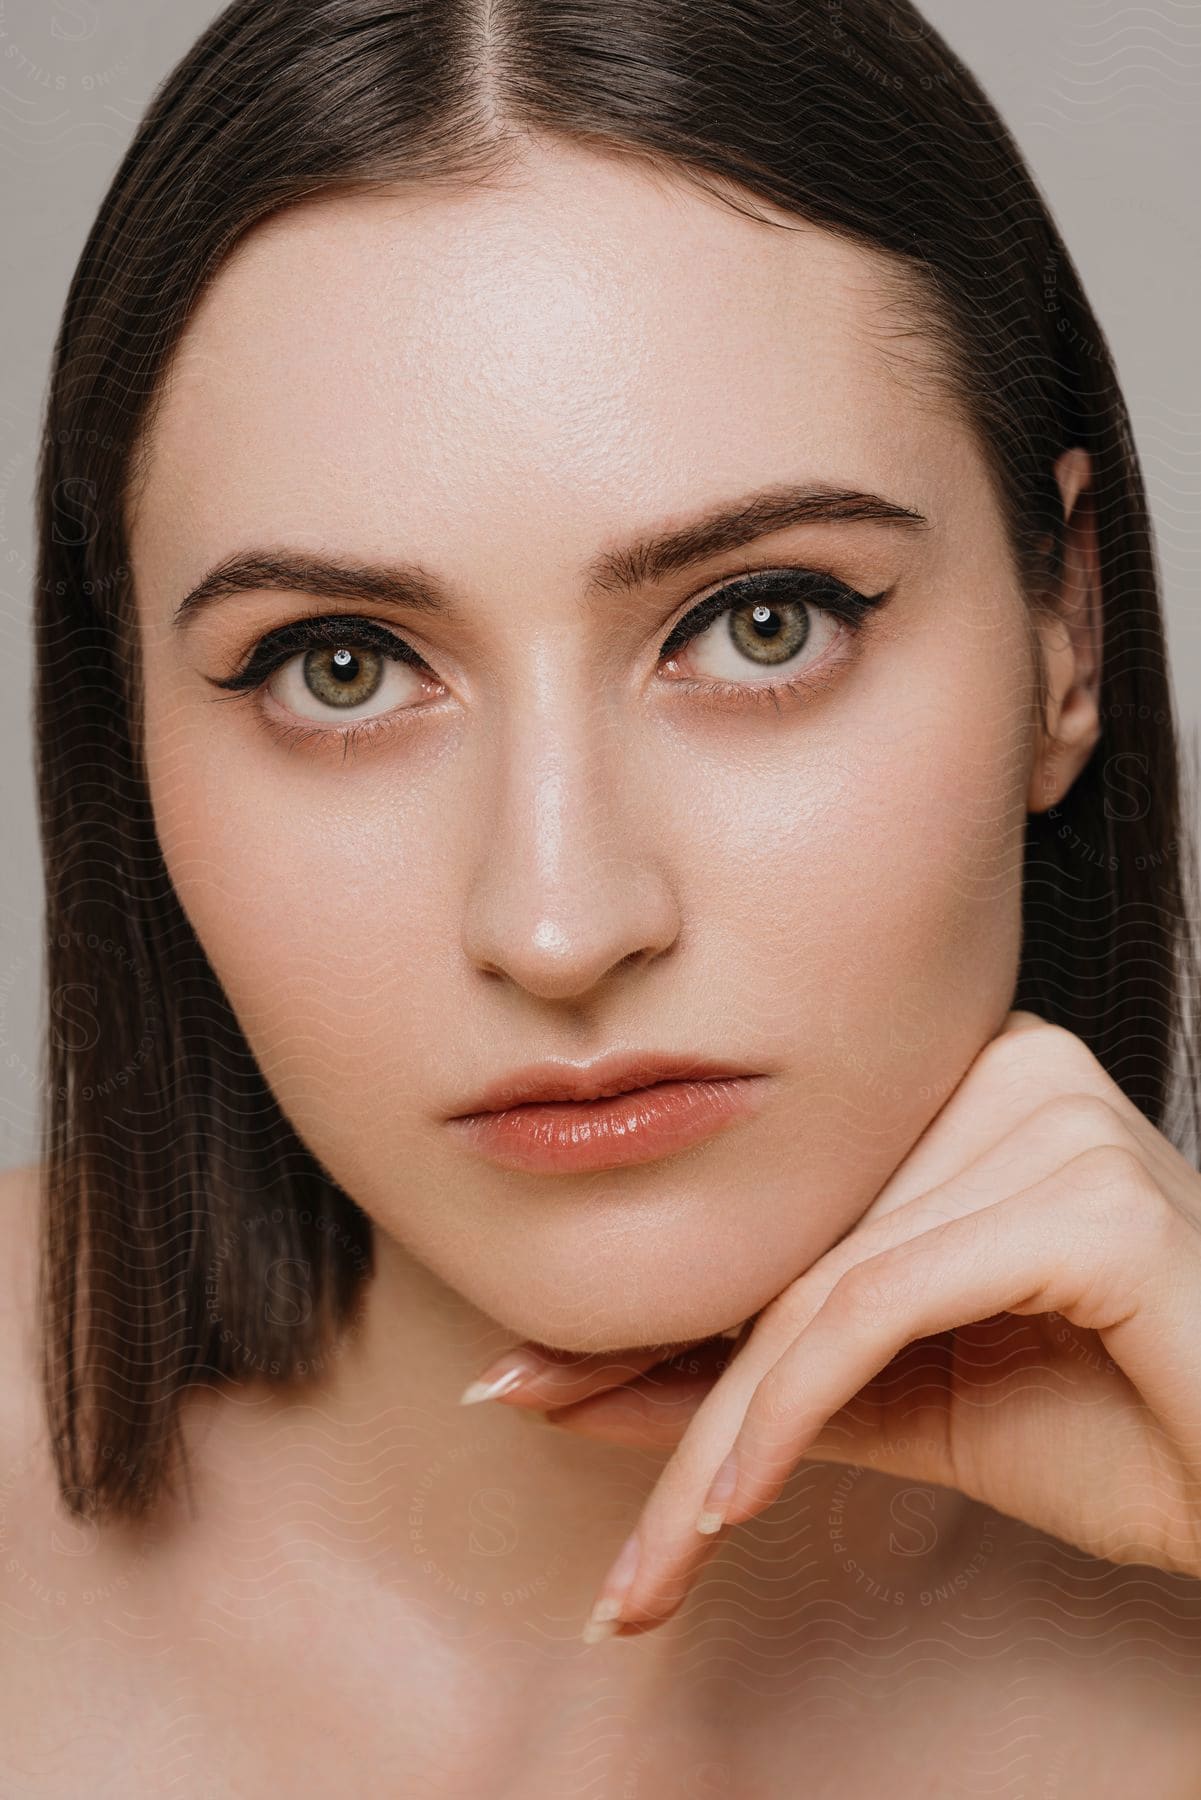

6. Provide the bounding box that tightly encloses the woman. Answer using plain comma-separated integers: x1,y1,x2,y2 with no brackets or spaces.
3,0,1201,1791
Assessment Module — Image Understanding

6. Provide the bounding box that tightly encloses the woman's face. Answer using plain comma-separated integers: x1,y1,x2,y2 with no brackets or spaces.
128,139,1055,1352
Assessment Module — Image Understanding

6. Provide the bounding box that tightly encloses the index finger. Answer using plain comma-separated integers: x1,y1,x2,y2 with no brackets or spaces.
458,1321,751,1409
852,1009,1175,1231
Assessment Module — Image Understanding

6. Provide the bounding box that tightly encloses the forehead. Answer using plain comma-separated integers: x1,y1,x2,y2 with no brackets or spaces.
129,141,962,592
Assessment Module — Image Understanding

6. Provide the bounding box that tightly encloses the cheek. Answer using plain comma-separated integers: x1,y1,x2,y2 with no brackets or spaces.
818,723,1027,1142
143,697,457,1138
139,590,1036,1350
761,600,1033,1179
653,589,1033,1215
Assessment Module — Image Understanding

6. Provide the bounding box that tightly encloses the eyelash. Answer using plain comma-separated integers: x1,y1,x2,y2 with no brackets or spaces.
206,567,892,757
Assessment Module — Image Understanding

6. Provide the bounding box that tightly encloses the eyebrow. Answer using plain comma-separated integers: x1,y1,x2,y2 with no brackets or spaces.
171,482,930,630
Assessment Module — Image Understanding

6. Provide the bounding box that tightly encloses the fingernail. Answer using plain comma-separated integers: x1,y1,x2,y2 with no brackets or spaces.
695,1448,740,1534
458,1353,539,1406
581,1617,620,1645
582,1529,641,1644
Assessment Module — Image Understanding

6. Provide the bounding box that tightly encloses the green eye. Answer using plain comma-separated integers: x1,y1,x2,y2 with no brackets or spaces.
300,644,388,709
658,568,890,691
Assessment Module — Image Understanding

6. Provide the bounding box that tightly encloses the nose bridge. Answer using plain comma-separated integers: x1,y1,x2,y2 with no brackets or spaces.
460,672,680,1000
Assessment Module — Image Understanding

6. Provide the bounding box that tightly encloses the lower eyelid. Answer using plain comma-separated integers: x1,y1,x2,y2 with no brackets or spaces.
224,582,881,745
265,644,435,720
658,595,862,688
252,689,433,757
669,637,857,711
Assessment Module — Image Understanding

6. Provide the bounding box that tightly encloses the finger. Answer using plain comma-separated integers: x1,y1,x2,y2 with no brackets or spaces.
579,1086,1167,1630
544,1365,716,1447
723,1149,1200,1521
460,1317,756,1410
753,1088,1154,1357
541,1330,751,1445
855,1015,1182,1232
616,1144,1201,1629
460,1342,668,1409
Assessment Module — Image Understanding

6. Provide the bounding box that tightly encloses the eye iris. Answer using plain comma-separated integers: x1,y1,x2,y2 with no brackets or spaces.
728,599,810,665
303,644,385,708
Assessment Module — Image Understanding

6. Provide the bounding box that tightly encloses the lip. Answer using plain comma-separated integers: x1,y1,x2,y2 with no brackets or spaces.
450,1051,767,1115
445,1052,771,1174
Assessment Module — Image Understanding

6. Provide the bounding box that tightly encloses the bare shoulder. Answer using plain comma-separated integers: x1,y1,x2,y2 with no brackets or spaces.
0,1157,59,1562
0,1161,174,1794
0,1161,46,1448
0,1162,63,1727
0,1154,160,1546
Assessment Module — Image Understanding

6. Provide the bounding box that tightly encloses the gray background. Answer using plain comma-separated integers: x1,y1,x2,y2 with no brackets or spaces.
1,0,1198,1169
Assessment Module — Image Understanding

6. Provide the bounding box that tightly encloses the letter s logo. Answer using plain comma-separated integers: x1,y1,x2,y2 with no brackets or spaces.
1103,751,1151,825
264,1257,313,1328
888,1486,940,1558
468,1486,519,1559
51,1,99,45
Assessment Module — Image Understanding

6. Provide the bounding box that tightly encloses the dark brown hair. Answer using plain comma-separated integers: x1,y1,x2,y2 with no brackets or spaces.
32,0,1200,1525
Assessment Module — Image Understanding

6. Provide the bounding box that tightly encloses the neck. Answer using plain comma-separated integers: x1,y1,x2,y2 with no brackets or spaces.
170,1222,991,1676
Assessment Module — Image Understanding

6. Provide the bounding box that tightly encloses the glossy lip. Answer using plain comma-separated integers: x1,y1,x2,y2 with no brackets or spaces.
445,1053,772,1175
447,1050,767,1117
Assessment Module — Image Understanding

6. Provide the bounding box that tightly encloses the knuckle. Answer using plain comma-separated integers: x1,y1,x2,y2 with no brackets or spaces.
826,1256,904,1330
974,1029,1024,1081
1028,1090,1125,1144
981,1018,1093,1083
1059,1142,1164,1232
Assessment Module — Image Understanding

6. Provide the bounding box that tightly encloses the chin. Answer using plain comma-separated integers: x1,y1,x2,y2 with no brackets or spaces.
463,1267,763,1359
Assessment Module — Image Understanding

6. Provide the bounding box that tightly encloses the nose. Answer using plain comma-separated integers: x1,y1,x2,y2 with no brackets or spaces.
460,689,681,1003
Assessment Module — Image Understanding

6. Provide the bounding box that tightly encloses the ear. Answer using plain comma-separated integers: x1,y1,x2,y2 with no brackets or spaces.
1026,447,1104,815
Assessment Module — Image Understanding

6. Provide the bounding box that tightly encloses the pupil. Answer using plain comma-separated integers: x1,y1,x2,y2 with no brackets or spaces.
728,596,809,665
302,643,385,708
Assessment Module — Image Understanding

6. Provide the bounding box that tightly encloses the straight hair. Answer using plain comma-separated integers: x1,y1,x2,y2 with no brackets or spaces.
31,0,1201,1526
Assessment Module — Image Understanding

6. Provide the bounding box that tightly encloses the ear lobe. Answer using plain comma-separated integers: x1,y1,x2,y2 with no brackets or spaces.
1025,448,1104,815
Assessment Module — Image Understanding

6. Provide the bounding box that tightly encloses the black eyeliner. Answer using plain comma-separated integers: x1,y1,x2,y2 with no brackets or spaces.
206,613,425,692
206,571,892,697
657,568,891,662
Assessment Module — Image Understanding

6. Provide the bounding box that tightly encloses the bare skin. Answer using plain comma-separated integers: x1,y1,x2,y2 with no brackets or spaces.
3,1162,1201,1796
4,138,1201,1795
3,1156,1201,1797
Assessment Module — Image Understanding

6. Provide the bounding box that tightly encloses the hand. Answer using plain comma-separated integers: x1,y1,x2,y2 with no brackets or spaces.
460,1011,1201,1639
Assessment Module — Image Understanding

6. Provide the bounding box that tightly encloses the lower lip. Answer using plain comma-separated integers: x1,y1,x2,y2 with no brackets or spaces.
447,1076,769,1174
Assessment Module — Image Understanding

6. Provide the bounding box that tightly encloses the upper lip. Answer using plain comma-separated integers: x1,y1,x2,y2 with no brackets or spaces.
448,1051,765,1117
